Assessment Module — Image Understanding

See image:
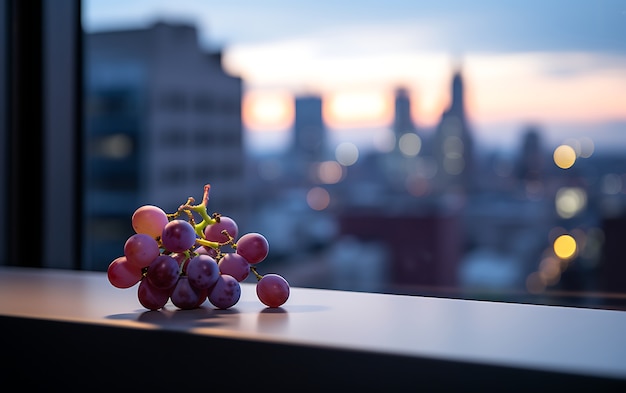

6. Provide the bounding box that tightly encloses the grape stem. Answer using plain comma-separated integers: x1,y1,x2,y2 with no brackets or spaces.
250,266,263,281
174,184,217,239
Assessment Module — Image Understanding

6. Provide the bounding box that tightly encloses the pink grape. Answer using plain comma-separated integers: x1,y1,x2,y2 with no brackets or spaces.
208,274,241,309
146,255,180,289
161,219,197,253
186,254,220,290
236,232,269,264
256,274,290,308
218,253,250,282
107,256,143,288
124,233,160,268
170,276,204,310
137,278,170,310
204,216,238,243
132,205,169,239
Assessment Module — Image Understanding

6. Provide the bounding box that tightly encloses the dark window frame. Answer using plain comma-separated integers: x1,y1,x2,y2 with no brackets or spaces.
2,0,82,269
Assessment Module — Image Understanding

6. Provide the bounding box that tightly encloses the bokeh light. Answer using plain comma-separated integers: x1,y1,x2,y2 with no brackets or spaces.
553,144,577,169
306,187,330,210
317,161,344,184
555,187,587,219
335,142,359,166
398,132,422,157
553,234,577,260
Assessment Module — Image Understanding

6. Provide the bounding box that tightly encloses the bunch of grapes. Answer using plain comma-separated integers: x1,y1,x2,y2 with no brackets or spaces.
107,184,290,310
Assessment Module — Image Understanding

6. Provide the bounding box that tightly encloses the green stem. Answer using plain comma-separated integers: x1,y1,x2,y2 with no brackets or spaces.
178,184,216,238
195,238,220,249
250,266,263,281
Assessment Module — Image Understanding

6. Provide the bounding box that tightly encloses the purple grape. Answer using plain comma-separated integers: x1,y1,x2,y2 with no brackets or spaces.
137,278,170,310
236,232,269,264
146,255,180,289
204,216,238,243
124,233,160,268
107,256,142,289
161,219,197,253
186,254,220,290
218,253,250,282
256,274,290,308
170,276,204,310
208,274,241,309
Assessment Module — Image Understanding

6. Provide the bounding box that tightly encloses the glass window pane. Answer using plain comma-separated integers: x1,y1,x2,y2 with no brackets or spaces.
82,1,626,310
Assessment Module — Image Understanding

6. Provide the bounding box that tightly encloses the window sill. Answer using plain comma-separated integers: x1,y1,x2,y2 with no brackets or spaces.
1,266,625,390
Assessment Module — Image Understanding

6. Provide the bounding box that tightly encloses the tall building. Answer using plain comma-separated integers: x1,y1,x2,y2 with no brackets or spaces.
288,94,326,181
516,126,544,183
392,86,416,139
432,68,474,194
84,21,246,270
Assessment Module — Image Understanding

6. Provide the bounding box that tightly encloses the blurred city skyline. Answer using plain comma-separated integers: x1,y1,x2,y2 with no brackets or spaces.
83,0,626,155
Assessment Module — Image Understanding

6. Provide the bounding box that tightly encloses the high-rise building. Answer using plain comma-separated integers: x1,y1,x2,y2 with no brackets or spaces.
84,21,246,270
432,68,475,194
516,126,544,183
288,94,326,181
392,86,416,139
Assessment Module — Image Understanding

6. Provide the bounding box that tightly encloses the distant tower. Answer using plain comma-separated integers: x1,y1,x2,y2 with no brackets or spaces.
432,67,474,194
516,126,544,183
393,87,416,138
289,94,326,179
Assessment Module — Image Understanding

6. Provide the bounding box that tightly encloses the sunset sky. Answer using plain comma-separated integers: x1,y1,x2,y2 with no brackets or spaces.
84,0,626,153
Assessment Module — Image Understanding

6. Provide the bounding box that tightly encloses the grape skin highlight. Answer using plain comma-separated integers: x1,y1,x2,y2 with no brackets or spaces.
132,205,169,239
107,256,143,289
236,232,269,264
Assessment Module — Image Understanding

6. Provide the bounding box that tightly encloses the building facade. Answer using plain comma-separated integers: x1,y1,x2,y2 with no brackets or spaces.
84,21,246,270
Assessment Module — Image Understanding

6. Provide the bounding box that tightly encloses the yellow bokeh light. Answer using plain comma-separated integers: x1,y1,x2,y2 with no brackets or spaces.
553,234,577,260
553,144,577,169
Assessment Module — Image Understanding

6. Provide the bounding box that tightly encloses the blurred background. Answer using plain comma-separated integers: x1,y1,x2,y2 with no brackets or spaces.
4,1,626,309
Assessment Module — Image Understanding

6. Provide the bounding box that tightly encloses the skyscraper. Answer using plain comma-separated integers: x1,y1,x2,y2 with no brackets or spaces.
392,86,416,139
288,94,326,182
432,68,474,194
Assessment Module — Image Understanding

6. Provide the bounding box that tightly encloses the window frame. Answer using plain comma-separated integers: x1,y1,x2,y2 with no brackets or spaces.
2,0,82,269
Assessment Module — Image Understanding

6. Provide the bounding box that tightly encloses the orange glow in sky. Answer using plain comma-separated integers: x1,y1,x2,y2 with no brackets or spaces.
241,53,626,132
243,90,294,131
324,90,394,129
